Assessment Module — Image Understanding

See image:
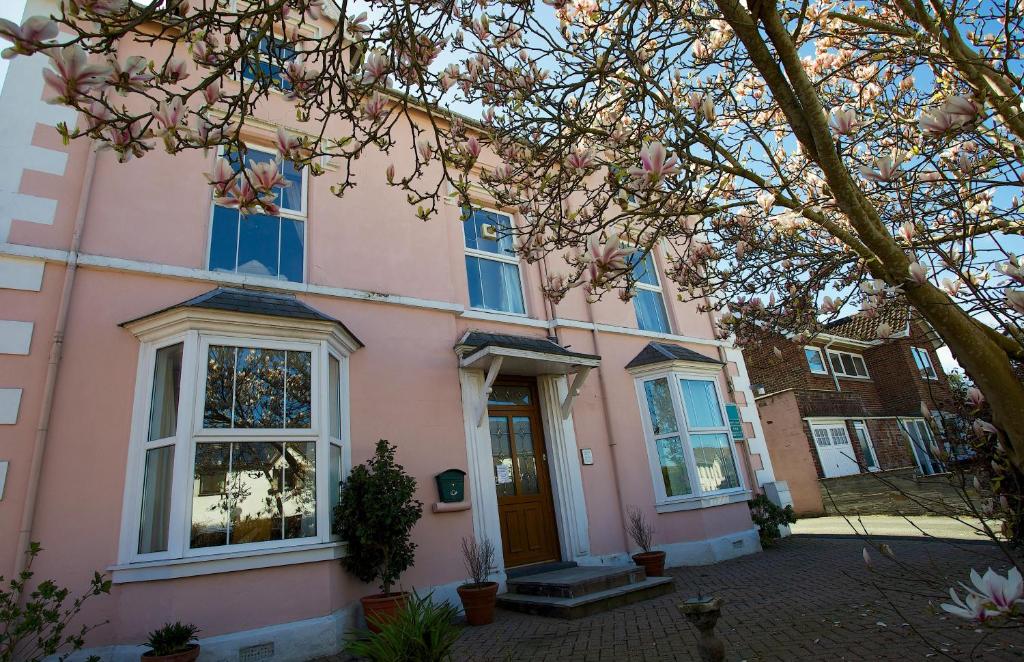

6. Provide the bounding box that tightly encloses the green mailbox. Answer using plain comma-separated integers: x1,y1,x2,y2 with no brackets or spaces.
435,469,467,503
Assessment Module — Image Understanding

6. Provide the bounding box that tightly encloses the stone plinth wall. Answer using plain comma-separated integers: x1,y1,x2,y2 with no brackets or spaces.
819,468,980,517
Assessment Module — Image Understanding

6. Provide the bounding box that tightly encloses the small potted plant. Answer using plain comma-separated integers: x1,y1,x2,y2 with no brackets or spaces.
141,622,199,661
456,537,498,626
334,440,423,633
627,506,666,577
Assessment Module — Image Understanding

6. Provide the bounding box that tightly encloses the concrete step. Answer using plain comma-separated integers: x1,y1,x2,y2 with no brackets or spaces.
497,576,675,619
507,565,647,599
505,561,578,580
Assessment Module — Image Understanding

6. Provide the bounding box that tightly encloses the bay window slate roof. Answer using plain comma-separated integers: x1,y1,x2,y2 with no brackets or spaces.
458,331,600,361
625,342,722,369
122,287,364,346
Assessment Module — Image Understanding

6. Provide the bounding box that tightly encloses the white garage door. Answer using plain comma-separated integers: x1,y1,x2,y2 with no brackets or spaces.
811,423,861,478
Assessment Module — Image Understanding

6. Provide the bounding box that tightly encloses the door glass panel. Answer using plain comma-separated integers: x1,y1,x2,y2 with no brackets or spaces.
512,416,539,495
489,385,531,406
149,343,183,441
656,436,692,496
490,417,515,498
644,378,677,435
812,428,831,446
680,379,725,428
691,433,740,492
854,424,877,468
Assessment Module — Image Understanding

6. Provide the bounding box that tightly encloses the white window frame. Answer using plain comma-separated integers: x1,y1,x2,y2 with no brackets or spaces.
633,366,747,511
206,143,309,283
117,315,356,573
851,420,879,471
627,247,672,334
462,205,528,316
911,346,938,380
899,417,946,476
804,346,828,375
826,349,870,378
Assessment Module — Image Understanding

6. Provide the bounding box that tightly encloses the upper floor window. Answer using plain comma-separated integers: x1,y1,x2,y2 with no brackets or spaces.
804,346,828,375
208,147,306,283
911,346,938,380
627,251,670,333
636,372,742,505
463,208,525,315
122,319,357,566
241,35,295,90
827,349,869,378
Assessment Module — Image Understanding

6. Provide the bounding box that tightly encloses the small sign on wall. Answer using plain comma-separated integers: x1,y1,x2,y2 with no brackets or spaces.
580,448,594,465
726,404,746,441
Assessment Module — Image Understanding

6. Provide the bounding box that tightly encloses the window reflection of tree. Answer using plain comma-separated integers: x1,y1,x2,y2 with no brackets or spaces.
202,346,312,430
191,441,315,549
658,437,690,496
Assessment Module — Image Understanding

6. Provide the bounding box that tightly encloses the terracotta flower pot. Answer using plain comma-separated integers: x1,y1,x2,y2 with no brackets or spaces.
361,591,410,633
457,582,499,626
632,550,666,577
141,644,200,662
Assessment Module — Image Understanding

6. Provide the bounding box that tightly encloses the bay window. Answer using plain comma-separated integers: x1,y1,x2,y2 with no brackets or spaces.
635,369,744,509
118,303,358,577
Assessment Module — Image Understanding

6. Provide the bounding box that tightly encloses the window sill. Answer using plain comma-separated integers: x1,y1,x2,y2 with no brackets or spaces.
462,308,542,326
835,375,872,381
655,490,751,513
109,541,346,584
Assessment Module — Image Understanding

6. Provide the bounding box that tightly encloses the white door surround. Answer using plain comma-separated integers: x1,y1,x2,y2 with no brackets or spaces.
459,369,590,575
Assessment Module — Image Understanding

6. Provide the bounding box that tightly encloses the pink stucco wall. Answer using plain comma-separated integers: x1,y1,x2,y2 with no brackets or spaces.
755,391,825,515
0,15,765,650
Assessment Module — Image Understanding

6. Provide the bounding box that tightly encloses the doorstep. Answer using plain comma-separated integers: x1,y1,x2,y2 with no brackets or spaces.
498,565,675,619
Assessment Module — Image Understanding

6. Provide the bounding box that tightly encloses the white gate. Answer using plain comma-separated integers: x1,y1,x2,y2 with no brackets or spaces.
811,423,861,478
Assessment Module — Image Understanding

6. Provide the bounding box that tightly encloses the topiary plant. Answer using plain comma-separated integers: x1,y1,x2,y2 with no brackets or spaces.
749,495,797,547
333,440,423,595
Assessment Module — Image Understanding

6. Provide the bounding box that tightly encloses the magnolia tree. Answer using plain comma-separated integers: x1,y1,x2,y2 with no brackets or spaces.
1,1,1023,465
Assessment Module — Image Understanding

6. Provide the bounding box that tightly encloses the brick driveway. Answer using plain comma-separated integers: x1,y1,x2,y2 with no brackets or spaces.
322,535,1024,661
450,536,1023,661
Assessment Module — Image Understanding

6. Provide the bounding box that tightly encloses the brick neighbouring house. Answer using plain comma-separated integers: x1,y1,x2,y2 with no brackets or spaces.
742,303,959,516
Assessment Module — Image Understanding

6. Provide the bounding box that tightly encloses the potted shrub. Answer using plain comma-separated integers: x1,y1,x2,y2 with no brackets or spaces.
334,440,423,633
627,506,666,577
346,592,461,660
456,537,498,626
141,622,199,661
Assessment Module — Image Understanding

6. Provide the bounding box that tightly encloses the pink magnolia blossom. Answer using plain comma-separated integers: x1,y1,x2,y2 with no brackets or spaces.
756,190,774,213
361,51,388,85
99,119,152,162
203,80,221,105
566,147,595,170
919,96,979,136
908,262,928,284
819,295,838,314
692,40,710,61
627,141,680,187
492,164,513,181
828,107,858,135
974,419,998,438
966,387,984,409
582,232,634,284
918,171,943,183
152,97,185,134
942,588,995,622
942,278,962,296
42,45,112,105
361,92,388,123
1008,289,1024,314
276,128,308,162
415,137,434,162
0,15,58,59
876,322,893,339
247,159,287,193
967,568,1024,613
163,57,189,83
734,240,747,260
898,222,915,243
105,55,153,95
462,136,482,159
687,91,704,113
205,157,237,195
386,164,395,184
859,150,904,182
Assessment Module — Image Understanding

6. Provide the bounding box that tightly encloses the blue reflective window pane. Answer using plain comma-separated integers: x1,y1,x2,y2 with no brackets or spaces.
628,251,659,286
466,256,484,309
237,214,280,278
644,378,678,435
281,160,303,212
209,206,239,272
634,289,670,333
463,208,514,255
280,219,304,283
478,257,505,310
680,379,725,428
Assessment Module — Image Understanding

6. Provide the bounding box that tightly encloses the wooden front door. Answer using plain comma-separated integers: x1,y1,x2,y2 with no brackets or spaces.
488,379,560,568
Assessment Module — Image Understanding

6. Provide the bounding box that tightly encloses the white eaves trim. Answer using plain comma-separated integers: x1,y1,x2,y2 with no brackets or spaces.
0,242,730,349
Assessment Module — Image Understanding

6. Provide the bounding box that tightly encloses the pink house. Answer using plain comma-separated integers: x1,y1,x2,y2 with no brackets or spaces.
0,2,783,658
